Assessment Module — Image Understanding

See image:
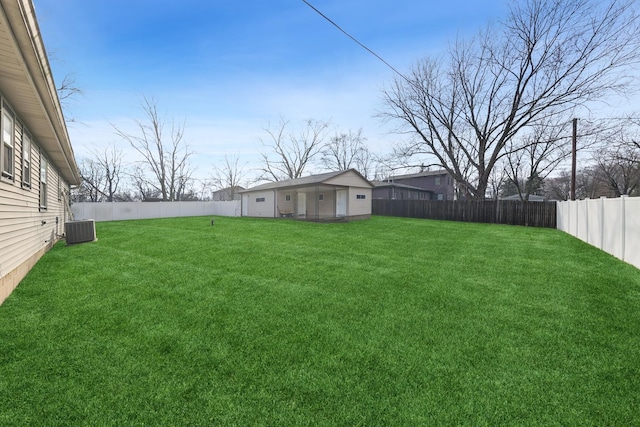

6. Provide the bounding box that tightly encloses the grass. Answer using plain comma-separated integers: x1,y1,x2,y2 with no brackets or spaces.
1,215,640,425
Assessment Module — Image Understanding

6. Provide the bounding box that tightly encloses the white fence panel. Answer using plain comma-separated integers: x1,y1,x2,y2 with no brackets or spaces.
557,196,639,270
602,198,624,260
72,201,241,222
556,200,569,232
568,200,578,236
625,197,640,270
576,200,589,242
585,198,602,247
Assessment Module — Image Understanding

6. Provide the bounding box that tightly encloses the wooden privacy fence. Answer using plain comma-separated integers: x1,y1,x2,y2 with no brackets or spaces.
372,199,557,228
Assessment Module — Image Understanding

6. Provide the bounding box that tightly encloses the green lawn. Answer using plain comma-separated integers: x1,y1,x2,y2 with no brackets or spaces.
1,215,639,425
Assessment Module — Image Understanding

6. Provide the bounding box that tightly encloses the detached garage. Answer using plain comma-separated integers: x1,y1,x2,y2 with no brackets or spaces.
240,169,373,221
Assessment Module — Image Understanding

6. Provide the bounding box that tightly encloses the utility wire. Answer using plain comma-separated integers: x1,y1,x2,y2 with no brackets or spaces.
301,0,411,84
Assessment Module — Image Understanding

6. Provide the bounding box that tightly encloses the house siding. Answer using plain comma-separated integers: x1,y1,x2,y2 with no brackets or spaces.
324,170,371,188
386,171,455,200
1,116,69,304
276,191,294,216
0,1,79,305
245,190,275,217
316,190,335,218
348,188,372,217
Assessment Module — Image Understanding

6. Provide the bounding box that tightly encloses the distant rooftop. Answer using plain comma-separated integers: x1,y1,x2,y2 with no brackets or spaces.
386,169,450,180
241,169,372,192
371,181,431,191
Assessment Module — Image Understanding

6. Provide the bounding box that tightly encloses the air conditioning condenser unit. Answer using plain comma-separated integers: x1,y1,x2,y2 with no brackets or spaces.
65,220,96,245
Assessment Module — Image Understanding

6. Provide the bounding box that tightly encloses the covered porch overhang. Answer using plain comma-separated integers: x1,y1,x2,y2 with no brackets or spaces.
274,184,348,220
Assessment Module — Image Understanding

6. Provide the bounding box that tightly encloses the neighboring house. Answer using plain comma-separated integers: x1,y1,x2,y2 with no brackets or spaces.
381,169,455,200
240,169,373,221
371,180,433,200
211,186,244,201
0,0,81,305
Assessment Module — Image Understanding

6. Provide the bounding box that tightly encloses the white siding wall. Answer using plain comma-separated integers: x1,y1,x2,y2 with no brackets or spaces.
325,170,369,187
316,190,335,218
245,190,276,217
348,188,372,216
1,118,69,303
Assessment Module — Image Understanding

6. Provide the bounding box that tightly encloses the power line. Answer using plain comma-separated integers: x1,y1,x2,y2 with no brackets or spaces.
301,0,411,84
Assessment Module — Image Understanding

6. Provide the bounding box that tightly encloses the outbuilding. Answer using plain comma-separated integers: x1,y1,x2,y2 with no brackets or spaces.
240,169,373,221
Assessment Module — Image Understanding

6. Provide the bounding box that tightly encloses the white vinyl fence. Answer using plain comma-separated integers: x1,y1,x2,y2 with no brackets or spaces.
71,201,241,222
557,196,640,270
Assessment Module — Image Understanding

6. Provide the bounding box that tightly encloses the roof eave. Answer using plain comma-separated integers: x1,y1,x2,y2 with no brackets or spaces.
0,0,80,185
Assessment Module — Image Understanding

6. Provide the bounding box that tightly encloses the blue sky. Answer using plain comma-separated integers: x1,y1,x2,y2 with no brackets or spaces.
33,0,524,182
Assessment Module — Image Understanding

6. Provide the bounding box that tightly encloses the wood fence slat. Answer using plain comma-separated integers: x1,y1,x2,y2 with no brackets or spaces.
371,199,557,228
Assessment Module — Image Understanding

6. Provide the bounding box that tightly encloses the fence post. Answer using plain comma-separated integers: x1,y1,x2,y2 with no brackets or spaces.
600,196,606,251
621,195,627,264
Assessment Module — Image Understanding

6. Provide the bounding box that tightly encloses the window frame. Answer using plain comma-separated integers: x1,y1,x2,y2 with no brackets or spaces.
22,131,31,188
40,155,47,210
356,194,366,200
256,197,265,202
1,106,15,180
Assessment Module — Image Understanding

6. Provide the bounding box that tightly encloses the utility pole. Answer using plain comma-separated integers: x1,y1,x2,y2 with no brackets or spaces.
570,118,577,201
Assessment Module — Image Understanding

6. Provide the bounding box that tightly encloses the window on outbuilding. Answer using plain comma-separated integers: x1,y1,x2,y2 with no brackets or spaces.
318,193,324,201
356,194,366,199
285,194,291,202
256,197,265,202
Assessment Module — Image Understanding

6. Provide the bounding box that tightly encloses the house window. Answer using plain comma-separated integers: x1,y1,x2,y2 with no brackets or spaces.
318,193,324,201
22,132,31,187
2,108,14,179
437,193,444,201
356,194,366,200
256,197,265,202
435,176,441,185
40,156,47,209
285,194,291,202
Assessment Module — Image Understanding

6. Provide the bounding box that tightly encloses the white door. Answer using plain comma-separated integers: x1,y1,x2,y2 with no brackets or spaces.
297,192,306,217
242,194,249,216
336,190,347,216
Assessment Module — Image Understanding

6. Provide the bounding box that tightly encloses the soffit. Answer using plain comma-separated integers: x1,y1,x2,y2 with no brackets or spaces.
0,0,80,185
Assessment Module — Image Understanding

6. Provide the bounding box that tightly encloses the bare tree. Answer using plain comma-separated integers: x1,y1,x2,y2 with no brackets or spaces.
544,168,604,200
502,117,573,200
94,146,124,202
113,97,195,201
382,0,640,200
321,128,367,170
55,73,83,124
258,118,330,181
211,154,247,200
73,147,124,202
593,144,640,196
74,158,104,202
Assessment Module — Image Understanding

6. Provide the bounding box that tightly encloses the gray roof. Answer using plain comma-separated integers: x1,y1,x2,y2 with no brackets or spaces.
387,169,450,180
240,169,372,192
371,181,432,192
